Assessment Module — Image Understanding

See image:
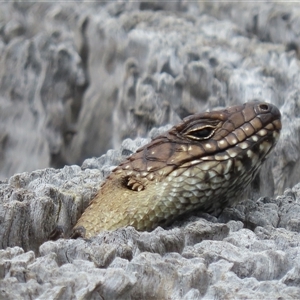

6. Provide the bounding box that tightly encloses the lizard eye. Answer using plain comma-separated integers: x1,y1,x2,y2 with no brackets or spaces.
185,126,215,140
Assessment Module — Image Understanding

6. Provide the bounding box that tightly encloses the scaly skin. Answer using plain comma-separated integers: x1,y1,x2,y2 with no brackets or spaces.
73,101,281,238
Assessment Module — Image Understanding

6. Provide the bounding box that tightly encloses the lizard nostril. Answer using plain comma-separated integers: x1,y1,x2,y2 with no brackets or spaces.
259,103,269,111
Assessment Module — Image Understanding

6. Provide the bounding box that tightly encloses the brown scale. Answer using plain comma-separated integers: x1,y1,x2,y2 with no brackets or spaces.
72,101,282,238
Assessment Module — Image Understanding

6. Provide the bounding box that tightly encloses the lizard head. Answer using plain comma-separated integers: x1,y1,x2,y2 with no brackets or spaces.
74,101,282,236
119,100,281,181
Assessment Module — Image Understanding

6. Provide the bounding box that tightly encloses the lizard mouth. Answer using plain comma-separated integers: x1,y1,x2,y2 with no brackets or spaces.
207,119,281,164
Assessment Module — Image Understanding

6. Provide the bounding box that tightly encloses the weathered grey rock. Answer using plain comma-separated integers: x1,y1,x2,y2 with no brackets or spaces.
0,1,298,198
1,202,300,299
1,130,300,298
1,1,300,299
274,92,300,194
0,3,87,179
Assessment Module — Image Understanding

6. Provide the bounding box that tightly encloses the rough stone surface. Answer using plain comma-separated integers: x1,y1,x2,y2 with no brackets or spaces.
0,1,298,196
1,131,300,299
1,1,300,299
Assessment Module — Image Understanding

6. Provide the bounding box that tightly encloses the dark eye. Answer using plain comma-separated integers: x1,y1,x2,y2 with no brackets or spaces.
185,126,215,140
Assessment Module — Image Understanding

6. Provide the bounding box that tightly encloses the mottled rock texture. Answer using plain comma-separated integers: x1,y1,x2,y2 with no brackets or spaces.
1,1,300,299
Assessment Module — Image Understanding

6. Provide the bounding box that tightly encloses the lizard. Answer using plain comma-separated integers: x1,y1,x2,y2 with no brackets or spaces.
72,100,281,238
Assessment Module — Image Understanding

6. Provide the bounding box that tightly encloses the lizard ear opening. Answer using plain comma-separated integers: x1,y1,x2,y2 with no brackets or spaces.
123,176,146,192
184,125,216,141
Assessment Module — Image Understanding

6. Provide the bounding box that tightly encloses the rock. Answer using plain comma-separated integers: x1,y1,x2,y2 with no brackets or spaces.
0,1,296,199
1,1,300,299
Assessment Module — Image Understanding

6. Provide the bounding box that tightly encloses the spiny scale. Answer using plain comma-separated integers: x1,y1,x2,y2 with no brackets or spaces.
73,101,281,238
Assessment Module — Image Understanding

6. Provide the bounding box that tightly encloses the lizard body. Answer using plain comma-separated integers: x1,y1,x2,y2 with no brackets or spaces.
73,101,281,238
